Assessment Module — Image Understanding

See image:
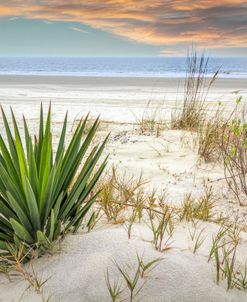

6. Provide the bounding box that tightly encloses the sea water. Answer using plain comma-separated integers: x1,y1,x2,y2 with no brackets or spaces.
0,57,246,78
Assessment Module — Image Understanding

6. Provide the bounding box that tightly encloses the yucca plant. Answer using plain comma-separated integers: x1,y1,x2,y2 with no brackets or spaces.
0,104,108,254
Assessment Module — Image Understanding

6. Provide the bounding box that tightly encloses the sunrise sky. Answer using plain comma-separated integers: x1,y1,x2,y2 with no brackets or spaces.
0,1,246,57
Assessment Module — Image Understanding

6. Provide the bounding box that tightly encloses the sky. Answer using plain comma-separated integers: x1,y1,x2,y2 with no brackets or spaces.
0,1,246,57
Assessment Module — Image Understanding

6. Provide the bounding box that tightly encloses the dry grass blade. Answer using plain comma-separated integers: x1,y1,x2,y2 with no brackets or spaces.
147,204,174,253
179,185,214,222
197,103,225,162
171,47,219,131
135,100,165,137
96,167,147,224
0,242,52,300
234,264,247,290
220,97,247,205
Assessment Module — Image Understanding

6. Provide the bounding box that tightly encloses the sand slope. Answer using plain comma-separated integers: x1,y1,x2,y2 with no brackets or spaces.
1,224,247,302
1,100,247,301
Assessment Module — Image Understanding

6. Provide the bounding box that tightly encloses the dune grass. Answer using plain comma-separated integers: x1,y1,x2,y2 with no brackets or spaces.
220,98,247,205
208,222,241,290
197,97,247,205
135,100,165,137
106,254,162,302
96,167,147,224
171,48,218,131
188,220,206,254
179,185,214,222
197,103,225,162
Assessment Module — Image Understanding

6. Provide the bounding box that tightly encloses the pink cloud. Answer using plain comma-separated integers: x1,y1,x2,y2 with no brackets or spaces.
0,1,246,49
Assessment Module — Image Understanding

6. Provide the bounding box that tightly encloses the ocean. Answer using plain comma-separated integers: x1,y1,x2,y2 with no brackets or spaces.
0,57,247,78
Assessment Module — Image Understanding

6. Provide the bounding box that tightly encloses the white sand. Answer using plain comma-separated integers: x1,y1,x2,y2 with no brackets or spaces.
1,223,247,302
1,127,247,301
0,75,246,123
1,75,247,301
105,126,245,218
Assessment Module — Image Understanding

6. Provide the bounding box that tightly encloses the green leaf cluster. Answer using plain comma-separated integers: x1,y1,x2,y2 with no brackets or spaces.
0,104,108,254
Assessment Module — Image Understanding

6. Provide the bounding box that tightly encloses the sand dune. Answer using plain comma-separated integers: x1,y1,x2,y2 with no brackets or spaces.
1,76,247,301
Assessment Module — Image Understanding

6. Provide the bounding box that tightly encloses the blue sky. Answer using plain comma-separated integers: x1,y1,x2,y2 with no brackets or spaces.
0,18,161,57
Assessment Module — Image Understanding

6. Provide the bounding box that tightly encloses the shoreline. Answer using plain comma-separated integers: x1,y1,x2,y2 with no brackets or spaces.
0,74,247,86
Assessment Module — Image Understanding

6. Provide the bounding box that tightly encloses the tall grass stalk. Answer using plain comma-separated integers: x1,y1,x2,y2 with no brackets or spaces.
136,101,164,137
220,97,247,205
171,47,218,131
197,103,225,162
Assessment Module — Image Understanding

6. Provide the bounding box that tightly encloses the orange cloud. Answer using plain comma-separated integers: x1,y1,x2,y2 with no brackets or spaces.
0,1,246,49
0,6,19,16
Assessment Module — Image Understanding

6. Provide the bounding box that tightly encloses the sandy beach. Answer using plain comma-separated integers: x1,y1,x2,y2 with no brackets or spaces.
1,0,247,299
1,121,247,301
1,74,247,301
1,0,247,300
0,75,246,122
